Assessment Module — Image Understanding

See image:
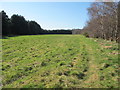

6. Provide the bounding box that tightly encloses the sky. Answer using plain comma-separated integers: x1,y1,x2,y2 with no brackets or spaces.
0,2,92,30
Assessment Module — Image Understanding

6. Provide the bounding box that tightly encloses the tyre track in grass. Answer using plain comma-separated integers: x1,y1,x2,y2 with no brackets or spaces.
81,38,100,88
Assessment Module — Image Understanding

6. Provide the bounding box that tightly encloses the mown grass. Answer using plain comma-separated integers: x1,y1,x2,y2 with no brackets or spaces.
2,35,119,88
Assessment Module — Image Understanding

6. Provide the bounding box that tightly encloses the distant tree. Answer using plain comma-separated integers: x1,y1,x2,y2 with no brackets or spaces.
1,11,11,35
1,11,72,36
11,14,28,35
28,21,43,35
72,29,82,34
41,29,72,34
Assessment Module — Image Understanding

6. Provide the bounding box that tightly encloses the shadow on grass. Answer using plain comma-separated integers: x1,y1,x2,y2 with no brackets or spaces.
2,37,9,39
2,35,23,39
1,34,72,39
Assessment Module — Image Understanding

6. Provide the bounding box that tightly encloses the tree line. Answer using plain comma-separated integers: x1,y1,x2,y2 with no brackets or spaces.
42,29,72,34
2,2,119,42
72,2,119,42
1,11,43,36
80,2,120,42
1,11,72,36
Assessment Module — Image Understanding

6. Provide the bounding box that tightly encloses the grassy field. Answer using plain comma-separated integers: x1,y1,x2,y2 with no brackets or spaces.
2,35,119,88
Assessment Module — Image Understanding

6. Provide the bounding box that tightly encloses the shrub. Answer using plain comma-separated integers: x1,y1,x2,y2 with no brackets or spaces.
83,32,89,37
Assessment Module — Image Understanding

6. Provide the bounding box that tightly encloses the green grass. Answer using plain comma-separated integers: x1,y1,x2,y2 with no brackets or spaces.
2,35,119,88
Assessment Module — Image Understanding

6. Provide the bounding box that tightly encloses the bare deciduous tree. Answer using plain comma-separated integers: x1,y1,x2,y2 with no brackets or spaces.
82,2,119,42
